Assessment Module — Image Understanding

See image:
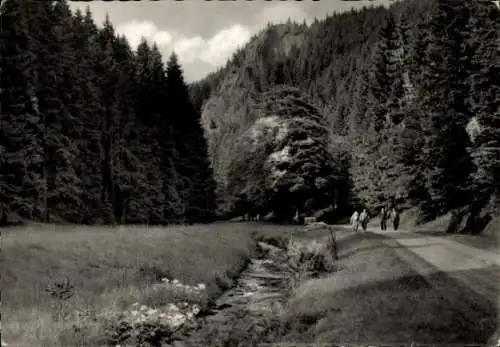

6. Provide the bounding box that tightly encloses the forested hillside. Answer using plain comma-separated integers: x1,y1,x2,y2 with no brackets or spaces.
191,0,500,227
1,0,498,228
0,0,216,225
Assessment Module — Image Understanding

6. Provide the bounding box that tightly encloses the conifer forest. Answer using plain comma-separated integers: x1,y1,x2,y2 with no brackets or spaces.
1,0,499,229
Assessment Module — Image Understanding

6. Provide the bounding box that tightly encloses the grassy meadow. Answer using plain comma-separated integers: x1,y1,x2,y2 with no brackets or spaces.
2,221,497,346
1,222,262,346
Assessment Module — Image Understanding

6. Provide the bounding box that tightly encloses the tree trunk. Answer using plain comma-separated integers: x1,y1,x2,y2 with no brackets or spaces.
0,204,7,226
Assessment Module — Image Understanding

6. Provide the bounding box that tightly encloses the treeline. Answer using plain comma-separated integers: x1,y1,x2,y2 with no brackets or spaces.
192,0,499,224
0,0,216,225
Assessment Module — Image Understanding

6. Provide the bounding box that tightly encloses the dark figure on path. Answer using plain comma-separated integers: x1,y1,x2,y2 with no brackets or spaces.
304,198,314,217
392,208,400,231
380,206,388,231
359,209,369,231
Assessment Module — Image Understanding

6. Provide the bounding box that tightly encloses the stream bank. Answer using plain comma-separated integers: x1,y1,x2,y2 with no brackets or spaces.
171,229,338,347
175,241,294,346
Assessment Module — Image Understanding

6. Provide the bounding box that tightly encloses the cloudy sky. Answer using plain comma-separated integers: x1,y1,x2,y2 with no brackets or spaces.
69,0,392,82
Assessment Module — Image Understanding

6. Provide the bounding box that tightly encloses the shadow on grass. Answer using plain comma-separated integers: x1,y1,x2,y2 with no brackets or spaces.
338,243,444,260
281,267,498,345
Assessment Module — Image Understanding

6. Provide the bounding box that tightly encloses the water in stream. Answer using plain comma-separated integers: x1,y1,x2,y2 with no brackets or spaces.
177,241,292,346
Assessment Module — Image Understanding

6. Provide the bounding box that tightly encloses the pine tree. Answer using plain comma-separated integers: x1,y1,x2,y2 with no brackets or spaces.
166,53,216,223
94,15,122,223
467,1,500,206
72,7,104,223
418,0,475,217
0,0,44,222
150,44,184,223
131,39,163,223
357,11,406,207
34,0,84,222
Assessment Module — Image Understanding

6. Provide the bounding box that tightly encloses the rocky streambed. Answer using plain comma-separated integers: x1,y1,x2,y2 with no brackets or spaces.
176,241,294,346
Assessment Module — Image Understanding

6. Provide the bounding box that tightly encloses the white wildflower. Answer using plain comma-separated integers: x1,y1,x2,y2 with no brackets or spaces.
135,315,146,323
166,312,186,329
196,283,206,290
131,310,139,316
159,313,166,318
172,279,180,285
191,304,201,315
140,305,148,311
161,277,170,283
166,303,180,312
147,308,158,316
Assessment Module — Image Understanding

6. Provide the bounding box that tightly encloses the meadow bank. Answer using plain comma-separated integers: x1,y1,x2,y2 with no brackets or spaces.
0,223,262,346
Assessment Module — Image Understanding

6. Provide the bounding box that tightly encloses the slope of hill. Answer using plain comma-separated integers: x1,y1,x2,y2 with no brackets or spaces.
190,0,500,233
190,1,417,206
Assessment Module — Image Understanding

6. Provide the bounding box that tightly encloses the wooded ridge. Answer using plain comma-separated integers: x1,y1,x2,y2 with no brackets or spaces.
1,0,498,230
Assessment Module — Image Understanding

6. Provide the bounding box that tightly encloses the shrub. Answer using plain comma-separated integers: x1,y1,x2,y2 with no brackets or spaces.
287,237,337,283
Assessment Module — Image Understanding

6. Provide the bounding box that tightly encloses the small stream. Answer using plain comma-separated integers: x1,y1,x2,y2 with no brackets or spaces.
177,241,293,346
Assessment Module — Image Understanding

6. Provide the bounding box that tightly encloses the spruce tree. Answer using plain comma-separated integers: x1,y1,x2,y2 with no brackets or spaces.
418,0,475,217
166,53,216,223
131,39,164,223
150,44,184,223
34,0,84,222
467,1,500,206
0,0,44,222
72,7,105,223
359,11,406,207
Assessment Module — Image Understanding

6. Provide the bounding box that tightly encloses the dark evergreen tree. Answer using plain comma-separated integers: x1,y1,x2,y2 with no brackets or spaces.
72,7,105,223
149,44,184,223
34,0,84,223
418,0,475,217
355,12,406,207
166,53,216,223
93,15,120,223
130,39,167,224
0,0,44,222
467,1,500,206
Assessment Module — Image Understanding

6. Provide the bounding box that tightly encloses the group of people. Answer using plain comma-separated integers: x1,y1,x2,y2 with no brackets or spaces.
350,209,369,232
379,206,400,231
350,206,401,232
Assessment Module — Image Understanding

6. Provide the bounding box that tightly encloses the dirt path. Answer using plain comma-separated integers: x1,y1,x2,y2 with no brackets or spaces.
367,226,500,309
338,223,499,307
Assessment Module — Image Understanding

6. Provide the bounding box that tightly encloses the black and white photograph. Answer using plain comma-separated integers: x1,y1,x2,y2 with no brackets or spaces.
0,0,499,346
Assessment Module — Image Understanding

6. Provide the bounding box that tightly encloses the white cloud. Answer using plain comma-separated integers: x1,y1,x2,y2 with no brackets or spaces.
116,21,251,80
116,20,172,49
115,4,310,81
200,25,251,66
174,36,205,64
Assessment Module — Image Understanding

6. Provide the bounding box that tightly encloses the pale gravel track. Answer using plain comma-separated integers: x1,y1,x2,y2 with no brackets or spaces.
337,224,500,347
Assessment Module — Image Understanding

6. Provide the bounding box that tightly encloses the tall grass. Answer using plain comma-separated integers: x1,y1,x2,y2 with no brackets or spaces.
1,223,257,346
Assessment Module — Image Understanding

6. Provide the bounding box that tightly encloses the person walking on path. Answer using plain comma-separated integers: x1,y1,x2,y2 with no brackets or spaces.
392,207,400,231
350,211,360,232
380,206,388,231
359,209,369,232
